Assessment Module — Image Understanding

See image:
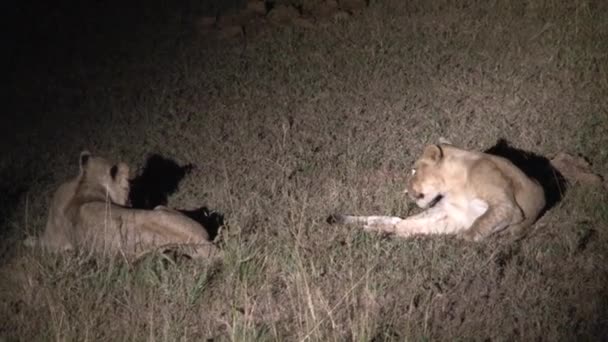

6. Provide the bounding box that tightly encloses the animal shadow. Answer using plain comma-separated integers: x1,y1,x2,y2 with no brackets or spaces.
129,154,224,240
129,154,193,210
484,139,567,214
179,207,224,241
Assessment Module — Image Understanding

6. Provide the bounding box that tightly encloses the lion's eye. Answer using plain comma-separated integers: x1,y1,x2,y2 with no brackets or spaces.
110,165,118,179
411,168,417,176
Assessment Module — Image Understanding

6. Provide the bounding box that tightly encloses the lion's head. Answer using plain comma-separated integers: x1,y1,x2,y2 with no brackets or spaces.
79,151,131,206
405,144,446,208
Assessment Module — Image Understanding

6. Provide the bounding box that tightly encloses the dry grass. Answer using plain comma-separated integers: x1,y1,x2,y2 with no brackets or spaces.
2,0,608,340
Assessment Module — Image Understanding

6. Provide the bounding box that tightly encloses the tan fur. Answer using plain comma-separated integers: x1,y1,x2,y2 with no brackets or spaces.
332,142,546,241
24,151,220,258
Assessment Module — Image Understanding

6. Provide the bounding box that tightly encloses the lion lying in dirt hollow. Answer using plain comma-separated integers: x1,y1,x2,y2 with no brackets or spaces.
24,151,220,259
329,141,547,241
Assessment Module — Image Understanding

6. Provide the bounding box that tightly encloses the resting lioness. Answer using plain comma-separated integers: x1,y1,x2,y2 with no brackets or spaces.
24,151,220,258
329,142,546,241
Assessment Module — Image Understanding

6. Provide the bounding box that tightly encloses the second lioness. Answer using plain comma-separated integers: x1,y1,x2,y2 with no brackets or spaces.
330,142,546,241
25,151,220,258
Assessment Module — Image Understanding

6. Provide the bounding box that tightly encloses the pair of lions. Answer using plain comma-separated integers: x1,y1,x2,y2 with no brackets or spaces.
331,140,546,241
25,151,219,259
27,140,549,259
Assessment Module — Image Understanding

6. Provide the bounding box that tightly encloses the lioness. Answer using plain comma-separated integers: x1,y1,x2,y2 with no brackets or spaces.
329,142,546,241
24,151,220,258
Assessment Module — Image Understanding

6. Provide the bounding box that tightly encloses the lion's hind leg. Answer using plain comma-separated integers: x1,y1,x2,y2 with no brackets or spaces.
127,208,220,259
460,199,523,242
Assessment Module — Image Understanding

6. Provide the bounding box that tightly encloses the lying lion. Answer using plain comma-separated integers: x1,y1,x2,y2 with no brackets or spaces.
24,151,220,259
329,141,546,241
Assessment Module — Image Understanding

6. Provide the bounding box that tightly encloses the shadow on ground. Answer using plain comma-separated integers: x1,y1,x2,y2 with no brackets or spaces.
484,138,568,215
129,154,224,240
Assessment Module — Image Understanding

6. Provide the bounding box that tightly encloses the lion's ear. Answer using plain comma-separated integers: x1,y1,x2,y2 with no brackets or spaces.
79,151,91,171
422,144,443,163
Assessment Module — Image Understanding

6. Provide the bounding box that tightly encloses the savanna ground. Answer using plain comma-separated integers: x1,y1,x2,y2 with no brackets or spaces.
2,0,608,340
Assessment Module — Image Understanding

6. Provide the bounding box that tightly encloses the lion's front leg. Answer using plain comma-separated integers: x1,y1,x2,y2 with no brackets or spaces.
392,207,462,238
361,216,404,234
364,207,461,238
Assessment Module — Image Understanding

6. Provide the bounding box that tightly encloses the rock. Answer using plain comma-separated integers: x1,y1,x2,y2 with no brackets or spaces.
196,0,368,39
550,152,604,187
